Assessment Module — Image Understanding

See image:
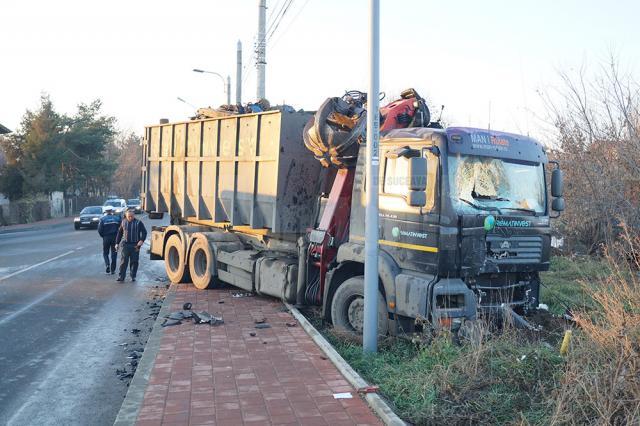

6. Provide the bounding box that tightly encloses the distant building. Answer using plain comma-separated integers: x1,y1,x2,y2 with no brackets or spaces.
0,123,10,135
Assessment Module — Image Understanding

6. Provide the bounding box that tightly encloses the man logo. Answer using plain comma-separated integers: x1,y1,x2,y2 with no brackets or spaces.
500,240,511,249
392,227,400,238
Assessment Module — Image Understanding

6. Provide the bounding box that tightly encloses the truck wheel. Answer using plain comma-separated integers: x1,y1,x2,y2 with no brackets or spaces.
188,235,219,289
330,276,388,336
164,234,190,284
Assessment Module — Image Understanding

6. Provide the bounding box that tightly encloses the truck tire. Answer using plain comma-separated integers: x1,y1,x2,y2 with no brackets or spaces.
164,234,190,284
330,276,388,336
188,235,219,290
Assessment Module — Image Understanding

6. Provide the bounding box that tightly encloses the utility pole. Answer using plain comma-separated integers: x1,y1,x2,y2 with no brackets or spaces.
226,75,231,105
256,0,267,100
363,0,380,354
236,40,242,104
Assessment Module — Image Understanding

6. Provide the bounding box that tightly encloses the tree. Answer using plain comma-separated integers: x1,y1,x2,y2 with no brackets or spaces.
111,132,142,198
542,57,640,252
0,95,118,199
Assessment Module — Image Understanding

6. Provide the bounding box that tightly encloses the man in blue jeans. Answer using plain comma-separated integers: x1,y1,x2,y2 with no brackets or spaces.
97,207,120,274
115,209,147,282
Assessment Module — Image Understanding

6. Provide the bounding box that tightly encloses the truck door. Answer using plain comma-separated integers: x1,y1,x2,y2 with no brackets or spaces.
377,143,440,274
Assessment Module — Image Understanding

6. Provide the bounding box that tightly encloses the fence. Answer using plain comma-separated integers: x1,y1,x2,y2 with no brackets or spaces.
0,194,104,226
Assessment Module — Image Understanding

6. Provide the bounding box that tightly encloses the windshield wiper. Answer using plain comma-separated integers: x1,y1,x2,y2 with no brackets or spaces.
501,207,538,216
471,190,510,202
458,198,503,215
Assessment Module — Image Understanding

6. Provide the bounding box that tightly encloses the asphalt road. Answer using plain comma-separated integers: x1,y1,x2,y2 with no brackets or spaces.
0,216,168,426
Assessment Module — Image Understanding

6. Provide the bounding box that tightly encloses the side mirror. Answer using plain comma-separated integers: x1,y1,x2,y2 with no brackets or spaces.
551,169,564,198
408,157,427,191
552,197,565,212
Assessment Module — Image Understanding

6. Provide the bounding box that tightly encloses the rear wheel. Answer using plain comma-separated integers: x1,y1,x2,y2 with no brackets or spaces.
164,234,190,284
330,276,389,336
188,235,219,289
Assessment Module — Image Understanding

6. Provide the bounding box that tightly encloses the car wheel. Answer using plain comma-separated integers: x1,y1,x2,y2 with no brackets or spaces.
330,276,389,336
74,223,80,230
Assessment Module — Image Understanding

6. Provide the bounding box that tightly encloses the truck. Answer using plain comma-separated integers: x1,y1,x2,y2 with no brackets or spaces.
141,97,565,336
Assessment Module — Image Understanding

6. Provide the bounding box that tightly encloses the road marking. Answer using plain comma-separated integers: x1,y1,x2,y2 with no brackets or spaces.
0,250,75,283
0,283,72,327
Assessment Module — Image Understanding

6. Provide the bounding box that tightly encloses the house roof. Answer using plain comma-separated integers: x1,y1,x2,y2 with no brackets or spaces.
0,123,11,134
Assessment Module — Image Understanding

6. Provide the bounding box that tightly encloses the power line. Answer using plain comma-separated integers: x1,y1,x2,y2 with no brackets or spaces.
270,0,311,49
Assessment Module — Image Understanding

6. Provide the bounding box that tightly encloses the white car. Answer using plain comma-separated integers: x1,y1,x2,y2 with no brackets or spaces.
103,198,127,215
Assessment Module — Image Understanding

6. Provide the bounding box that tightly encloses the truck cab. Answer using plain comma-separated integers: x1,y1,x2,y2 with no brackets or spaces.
325,126,564,335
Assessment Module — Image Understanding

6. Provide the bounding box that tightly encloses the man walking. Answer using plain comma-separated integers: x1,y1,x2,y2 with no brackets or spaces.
97,207,120,274
115,209,147,282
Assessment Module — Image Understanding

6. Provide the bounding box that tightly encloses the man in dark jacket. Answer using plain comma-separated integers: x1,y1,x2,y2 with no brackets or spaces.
97,207,120,274
115,209,147,282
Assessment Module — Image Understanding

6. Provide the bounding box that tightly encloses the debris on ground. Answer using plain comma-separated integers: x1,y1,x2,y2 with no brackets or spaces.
232,292,253,298
182,302,192,310
255,323,271,329
162,318,182,327
357,386,380,394
249,332,257,337
130,328,141,335
254,317,266,324
286,322,297,327
192,311,224,325
333,392,353,399
218,300,225,304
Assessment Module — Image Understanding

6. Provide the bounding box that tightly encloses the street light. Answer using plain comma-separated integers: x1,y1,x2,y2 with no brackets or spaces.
192,68,231,105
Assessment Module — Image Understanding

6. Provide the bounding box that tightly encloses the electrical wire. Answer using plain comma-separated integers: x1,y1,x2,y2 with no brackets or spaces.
270,0,311,49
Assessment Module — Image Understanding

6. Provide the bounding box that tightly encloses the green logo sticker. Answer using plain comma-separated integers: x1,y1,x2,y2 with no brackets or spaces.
484,215,496,231
392,227,400,238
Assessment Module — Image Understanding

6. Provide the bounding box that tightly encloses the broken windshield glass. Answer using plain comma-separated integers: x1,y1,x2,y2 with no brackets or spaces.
449,154,545,215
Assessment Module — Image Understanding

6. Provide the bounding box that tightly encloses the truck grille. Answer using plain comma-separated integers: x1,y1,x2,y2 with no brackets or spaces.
486,235,543,264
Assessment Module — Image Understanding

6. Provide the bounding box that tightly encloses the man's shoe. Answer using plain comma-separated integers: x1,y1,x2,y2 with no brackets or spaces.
106,266,110,274
131,277,136,282
110,270,116,275
116,277,124,282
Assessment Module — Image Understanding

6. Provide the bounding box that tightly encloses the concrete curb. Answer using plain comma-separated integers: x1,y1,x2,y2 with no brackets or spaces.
114,285,176,426
285,303,407,426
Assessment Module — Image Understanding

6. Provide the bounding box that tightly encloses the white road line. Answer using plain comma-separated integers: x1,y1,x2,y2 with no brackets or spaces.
0,250,75,283
0,284,71,327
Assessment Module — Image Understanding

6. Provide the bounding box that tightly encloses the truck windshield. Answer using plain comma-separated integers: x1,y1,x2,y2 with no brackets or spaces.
448,154,545,215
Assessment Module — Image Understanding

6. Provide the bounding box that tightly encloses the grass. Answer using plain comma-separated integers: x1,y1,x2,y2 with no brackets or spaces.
312,253,640,425
540,255,610,315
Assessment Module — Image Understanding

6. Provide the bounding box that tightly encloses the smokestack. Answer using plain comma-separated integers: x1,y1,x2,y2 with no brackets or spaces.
236,40,242,104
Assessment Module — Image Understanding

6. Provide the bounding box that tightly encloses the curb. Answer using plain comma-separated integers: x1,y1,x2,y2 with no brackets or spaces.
285,303,406,426
0,220,72,235
114,286,176,426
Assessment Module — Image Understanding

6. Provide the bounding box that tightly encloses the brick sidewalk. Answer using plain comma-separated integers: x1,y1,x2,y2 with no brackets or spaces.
135,285,382,426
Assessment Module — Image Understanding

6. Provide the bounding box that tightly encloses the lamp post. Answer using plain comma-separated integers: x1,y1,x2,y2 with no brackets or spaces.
192,69,231,105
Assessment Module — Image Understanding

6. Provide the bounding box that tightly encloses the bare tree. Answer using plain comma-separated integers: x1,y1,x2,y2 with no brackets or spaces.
110,132,142,199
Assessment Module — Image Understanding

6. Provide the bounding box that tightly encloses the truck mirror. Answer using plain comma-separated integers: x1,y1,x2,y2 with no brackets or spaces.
408,157,427,192
552,197,565,212
407,191,427,207
551,169,564,197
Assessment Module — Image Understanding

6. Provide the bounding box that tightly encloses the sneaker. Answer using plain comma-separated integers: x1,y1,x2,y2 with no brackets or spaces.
106,266,110,274
116,277,124,282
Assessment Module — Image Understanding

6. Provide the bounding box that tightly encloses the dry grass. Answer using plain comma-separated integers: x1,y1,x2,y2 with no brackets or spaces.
550,229,640,425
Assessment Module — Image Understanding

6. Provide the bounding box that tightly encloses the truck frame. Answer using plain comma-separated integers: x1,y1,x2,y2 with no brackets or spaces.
142,109,565,336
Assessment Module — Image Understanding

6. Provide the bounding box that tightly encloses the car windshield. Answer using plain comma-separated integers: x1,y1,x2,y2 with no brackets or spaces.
128,199,139,205
448,154,546,215
104,200,123,207
81,207,103,214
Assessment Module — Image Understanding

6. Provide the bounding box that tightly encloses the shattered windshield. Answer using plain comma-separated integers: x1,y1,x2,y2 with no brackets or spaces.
448,154,545,215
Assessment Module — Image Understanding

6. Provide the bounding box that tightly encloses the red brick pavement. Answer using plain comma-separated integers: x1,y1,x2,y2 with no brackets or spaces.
135,285,382,426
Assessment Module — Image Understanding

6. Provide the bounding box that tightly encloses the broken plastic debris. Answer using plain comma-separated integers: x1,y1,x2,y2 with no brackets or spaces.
254,323,271,329
333,392,353,399
285,322,297,327
192,311,224,325
161,319,182,327
249,332,257,337
183,302,192,310
232,292,253,298
254,318,266,324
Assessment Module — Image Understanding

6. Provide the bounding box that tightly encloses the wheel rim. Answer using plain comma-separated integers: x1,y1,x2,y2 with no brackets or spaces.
193,247,207,278
168,245,180,272
346,296,365,332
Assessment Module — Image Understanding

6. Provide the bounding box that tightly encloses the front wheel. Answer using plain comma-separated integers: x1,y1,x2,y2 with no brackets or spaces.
74,223,80,230
330,276,389,336
164,234,191,284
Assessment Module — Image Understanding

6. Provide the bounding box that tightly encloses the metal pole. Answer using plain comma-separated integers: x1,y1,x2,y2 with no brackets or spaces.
363,0,380,354
226,75,231,105
236,40,242,104
256,0,267,100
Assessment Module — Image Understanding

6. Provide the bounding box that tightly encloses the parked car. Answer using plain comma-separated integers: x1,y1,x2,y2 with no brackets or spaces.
103,198,127,215
127,198,142,213
74,206,104,230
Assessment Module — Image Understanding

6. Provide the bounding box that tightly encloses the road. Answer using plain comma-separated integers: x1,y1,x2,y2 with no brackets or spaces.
0,216,168,426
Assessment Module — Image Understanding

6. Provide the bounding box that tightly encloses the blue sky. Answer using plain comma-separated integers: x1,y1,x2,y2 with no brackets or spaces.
1,0,638,144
